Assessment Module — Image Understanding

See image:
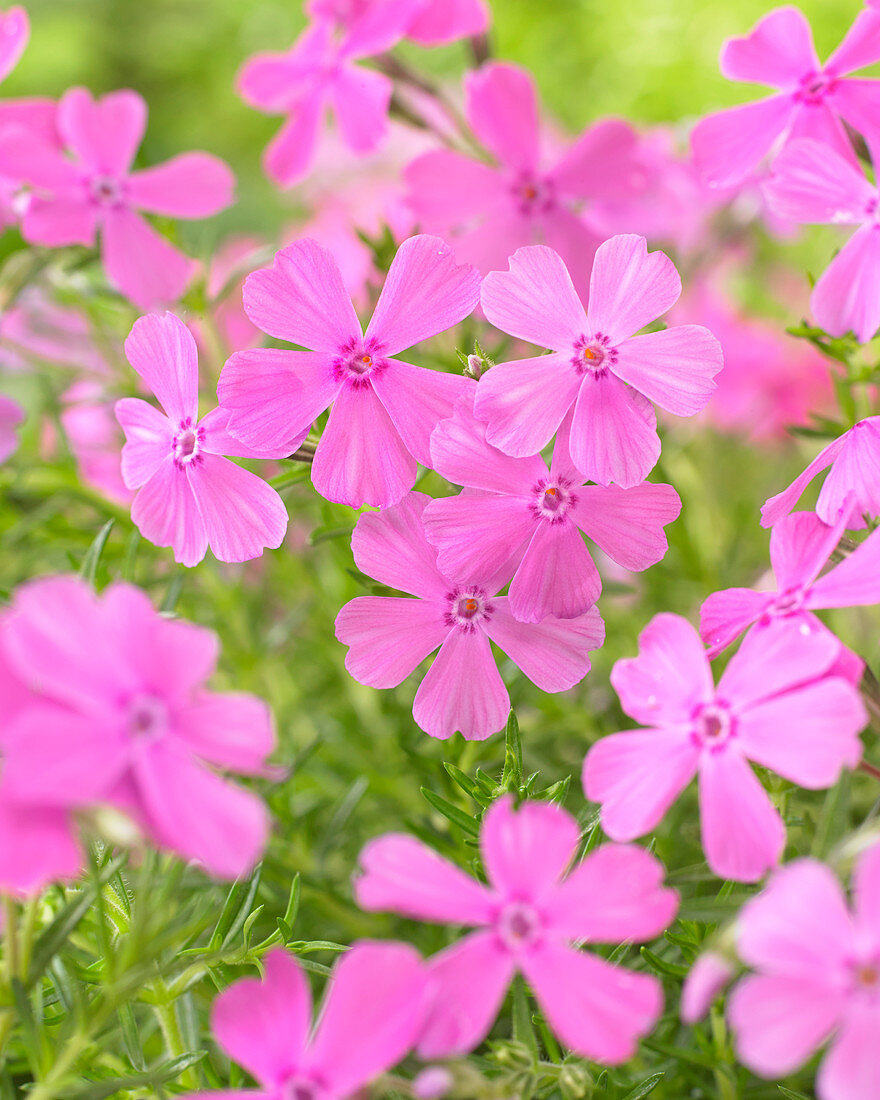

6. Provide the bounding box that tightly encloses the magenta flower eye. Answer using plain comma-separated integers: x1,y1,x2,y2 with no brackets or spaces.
497,900,543,949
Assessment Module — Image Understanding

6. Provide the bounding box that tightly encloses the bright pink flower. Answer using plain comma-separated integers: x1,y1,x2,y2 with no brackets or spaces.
405,62,645,292
238,1,418,188
583,614,866,882
0,97,60,230
116,313,288,567
356,795,676,1060
476,239,722,488
0,392,22,461
425,396,681,622
0,87,234,309
407,0,489,46
334,492,604,740
691,6,880,187
1,574,274,878
729,847,880,1100
762,417,880,530
681,952,735,1024
182,943,428,1100
702,505,880,653
0,7,28,82
219,235,479,509
763,138,880,342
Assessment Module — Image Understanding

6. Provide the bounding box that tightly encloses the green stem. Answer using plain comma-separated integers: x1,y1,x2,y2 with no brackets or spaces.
154,997,199,1091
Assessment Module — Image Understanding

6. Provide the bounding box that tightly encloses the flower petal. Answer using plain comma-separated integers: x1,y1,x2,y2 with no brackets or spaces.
115,397,173,490
412,628,509,741
174,691,275,775
474,354,581,458
131,458,209,567
569,373,660,489
102,207,196,310
188,454,288,563
760,432,846,528
817,1004,880,1100
717,619,840,707
481,794,579,898
485,599,604,690
762,138,875,225
350,491,448,599
571,482,681,571
330,64,392,154
586,234,681,344
371,359,470,467
124,312,199,424
507,521,601,622
127,153,235,218
826,9,880,76
811,224,880,344
335,596,447,688
465,62,539,172
720,7,819,86
699,588,771,653
422,493,533,587
690,94,795,188
612,325,721,415
263,94,325,188
58,87,146,175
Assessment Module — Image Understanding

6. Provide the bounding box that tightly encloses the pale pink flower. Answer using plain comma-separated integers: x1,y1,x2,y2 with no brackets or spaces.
475,239,722,488
691,6,880,187
0,87,234,309
763,138,880,342
334,492,604,740
702,504,880,653
219,235,480,509
61,380,132,506
0,288,109,375
425,396,681,622
407,0,489,46
116,313,288,567
729,847,880,1100
0,392,22,461
0,6,28,82
762,417,880,530
202,236,267,356
405,62,646,292
181,943,429,1100
681,952,736,1024
238,1,419,188
356,795,676,1060
0,98,60,231
1,574,274,878
292,201,377,309
583,614,866,882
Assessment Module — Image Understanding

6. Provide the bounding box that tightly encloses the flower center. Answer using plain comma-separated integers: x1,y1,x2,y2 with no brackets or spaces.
796,70,836,104
511,172,555,217
849,954,880,1000
282,1079,326,1100
445,587,493,632
531,477,576,522
173,419,204,467
692,702,734,750
333,338,385,388
497,901,542,951
127,695,169,741
90,175,124,207
573,333,616,375
769,586,805,617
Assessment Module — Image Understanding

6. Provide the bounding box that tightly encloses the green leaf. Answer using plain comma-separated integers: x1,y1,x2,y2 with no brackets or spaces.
209,864,263,950
777,1089,812,1100
79,519,114,586
620,1073,664,1100
420,787,480,837
501,710,523,791
443,762,480,799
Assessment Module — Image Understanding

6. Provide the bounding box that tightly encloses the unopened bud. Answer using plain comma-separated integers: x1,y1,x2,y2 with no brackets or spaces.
413,1066,454,1099
465,353,484,379
558,1062,592,1099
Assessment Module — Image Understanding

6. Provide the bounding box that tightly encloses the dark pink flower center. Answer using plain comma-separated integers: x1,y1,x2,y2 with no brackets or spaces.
572,333,616,376
127,695,169,741
90,175,125,207
511,171,556,217
849,953,880,1001
444,587,493,632
796,70,837,105
282,1079,327,1100
692,702,735,751
497,900,543,951
866,197,880,222
531,477,576,523
333,337,387,389
173,419,204,467
768,586,806,617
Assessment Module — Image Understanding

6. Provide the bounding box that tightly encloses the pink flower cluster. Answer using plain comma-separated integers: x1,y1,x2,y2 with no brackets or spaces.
0,574,274,894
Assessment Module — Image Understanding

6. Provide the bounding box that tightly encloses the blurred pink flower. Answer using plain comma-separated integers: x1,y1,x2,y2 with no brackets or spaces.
335,492,604,740
583,613,866,881
1,574,274,878
763,138,880,343
293,201,377,309
219,234,479,508
0,87,234,308
425,396,680,622
0,288,109,374
407,0,489,46
762,417,880,530
681,951,735,1023
0,392,22,461
0,6,26,82
356,795,676,1060
692,6,880,187
188,943,429,1100
238,1,419,187
116,312,288,566
702,504,880,653
203,236,266,355
476,239,722,487
60,379,132,505
405,62,646,292
729,847,880,1100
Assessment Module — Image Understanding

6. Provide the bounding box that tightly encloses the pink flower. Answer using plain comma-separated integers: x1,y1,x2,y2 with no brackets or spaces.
702,504,880,653
238,1,418,188
424,396,681,622
356,795,677,1060
0,6,28,83
583,613,866,882
116,313,288,567
219,235,480,509
334,492,604,740
763,138,880,342
761,417,880,530
405,62,645,292
0,288,109,375
681,952,735,1024
0,392,22,461
728,846,880,1100
61,380,132,506
691,6,880,187
185,943,429,1100
407,0,489,46
475,239,722,488
1,574,274,878
0,87,235,309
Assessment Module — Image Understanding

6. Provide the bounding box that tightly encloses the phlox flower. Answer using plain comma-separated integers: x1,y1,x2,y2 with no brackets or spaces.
405,61,645,292
0,392,22,461
0,87,234,309
424,396,681,623
0,287,109,375
238,0,419,188
728,846,880,1100
219,234,480,509
406,0,489,46
691,6,880,187
334,492,604,740
702,504,880,653
0,6,27,82
61,380,131,506
356,795,677,1060
583,614,866,882
763,138,880,343
0,574,274,878
681,951,735,1024
180,943,429,1100
762,417,880,530
116,313,288,567
475,239,722,488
